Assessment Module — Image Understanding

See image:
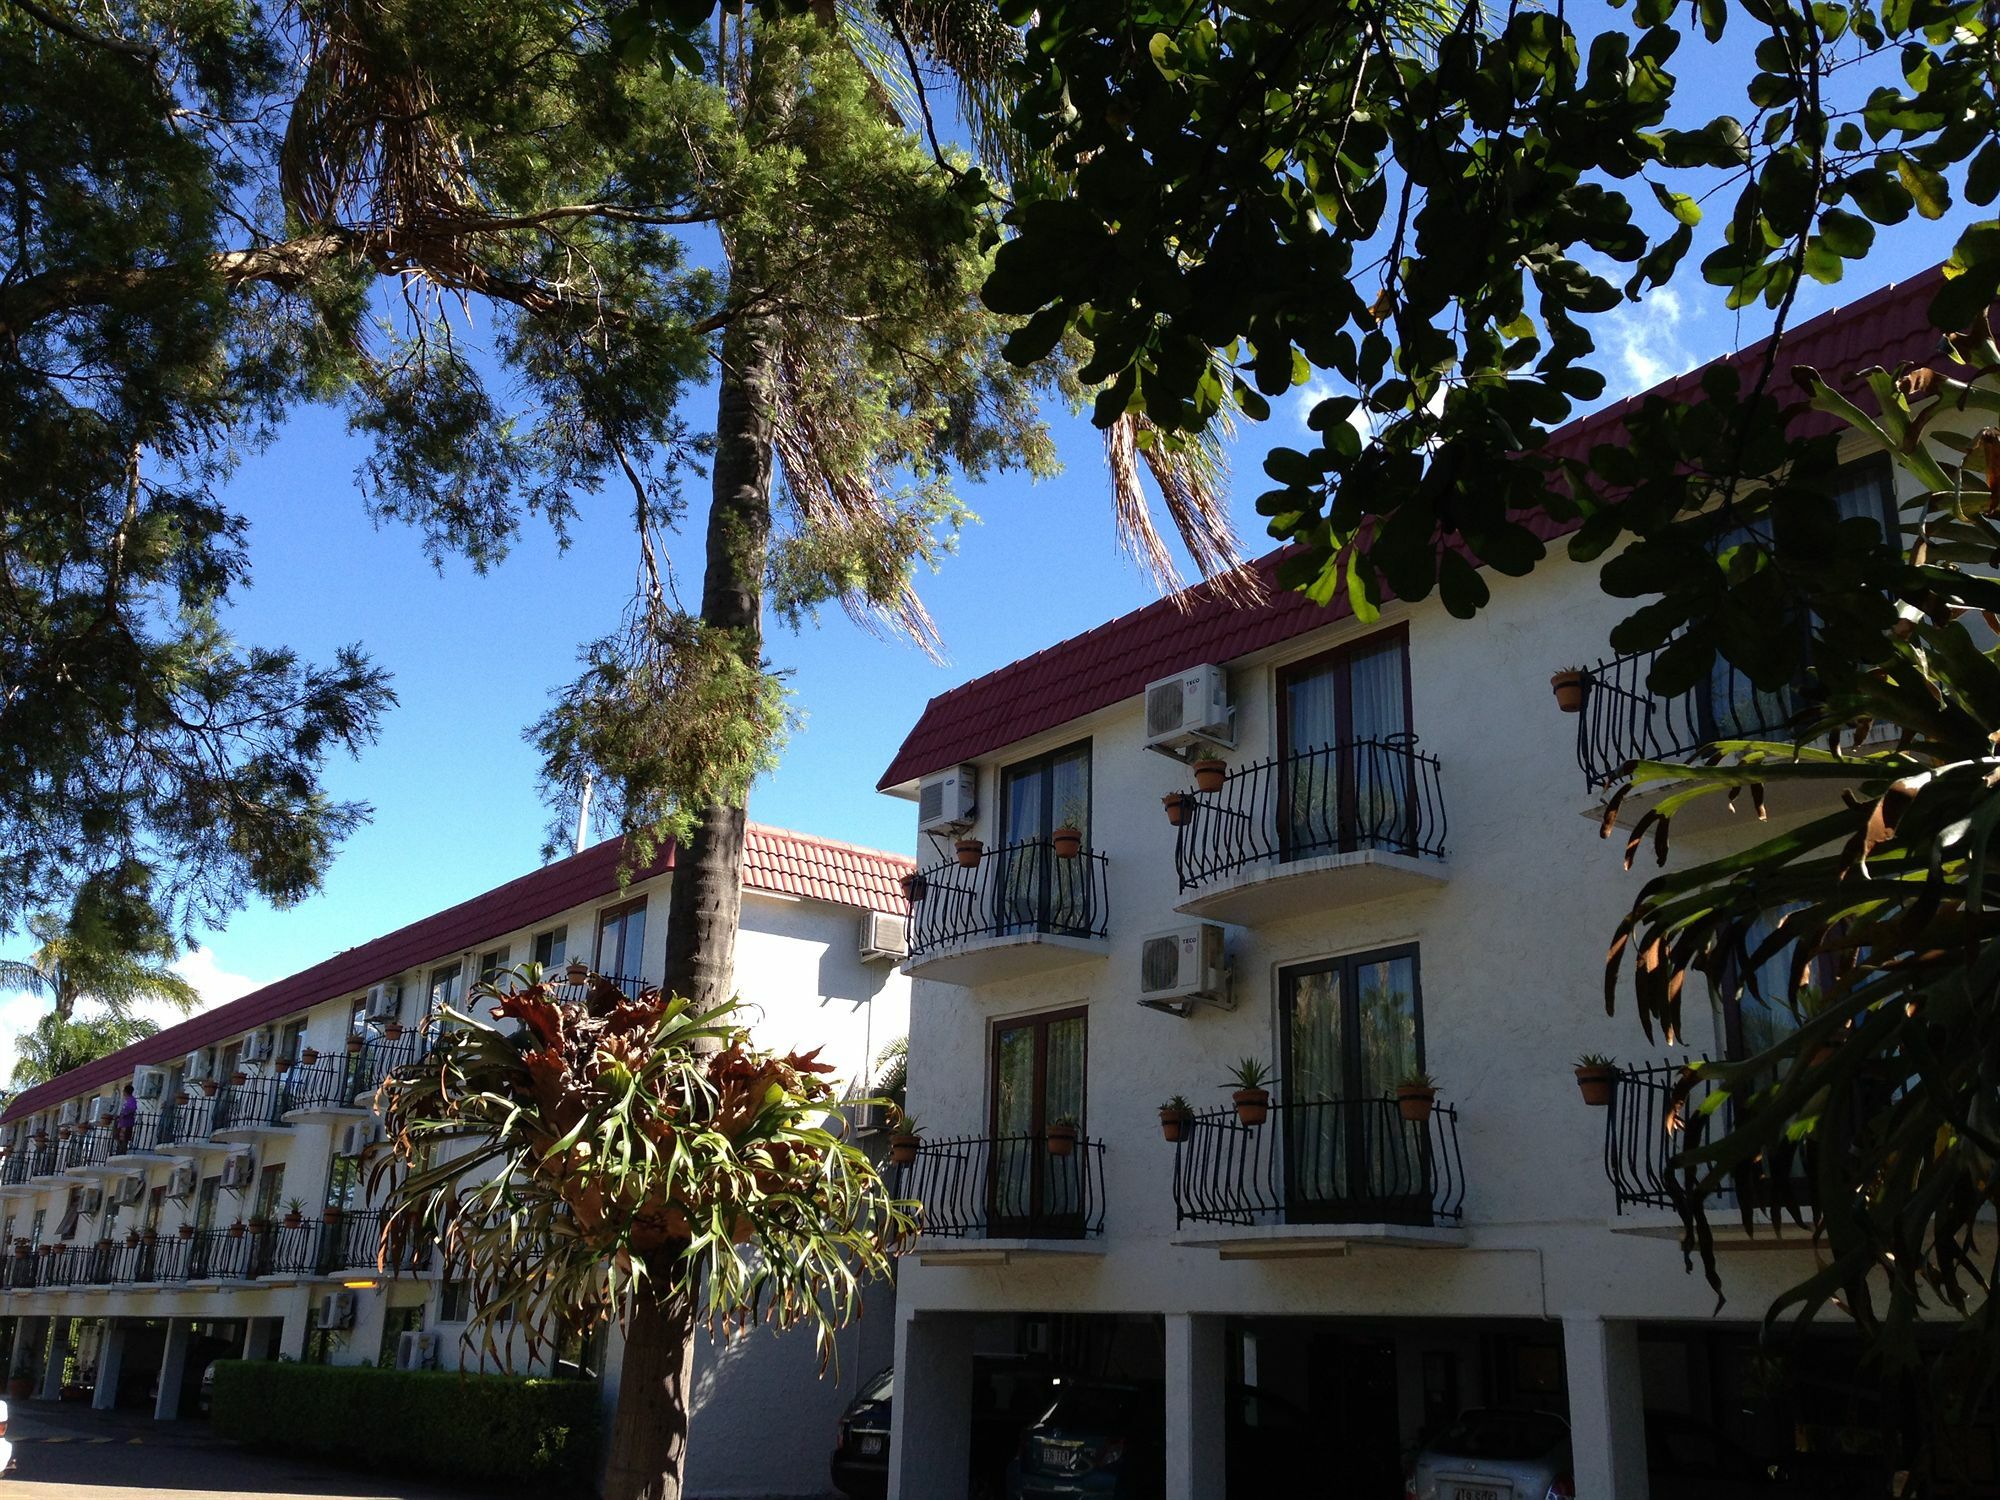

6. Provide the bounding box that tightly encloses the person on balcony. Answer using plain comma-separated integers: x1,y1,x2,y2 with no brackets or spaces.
112,1085,137,1154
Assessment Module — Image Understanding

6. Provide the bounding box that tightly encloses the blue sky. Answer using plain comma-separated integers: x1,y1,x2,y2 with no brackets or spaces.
0,14,1980,1072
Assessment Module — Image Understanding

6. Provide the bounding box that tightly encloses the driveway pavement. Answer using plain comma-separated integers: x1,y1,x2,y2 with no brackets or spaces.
2,1399,501,1499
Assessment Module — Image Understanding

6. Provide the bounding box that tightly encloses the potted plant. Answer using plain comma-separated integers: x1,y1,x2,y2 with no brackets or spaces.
565,958,591,985
1158,1095,1195,1143
300,1047,320,1067
124,1229,140,1247
954,837,983,869
141,1227,157,1244
1395,1069,1439,1124
1574,1053,1618,1106
1045,1117,1079,1157
282,1197,305,1231
1550,666,1590,712
229,1069,248,1087
323,1203,344,1224
1192,756,1228,793
227,1218,247,1240
200,1078,219,1098
177,1223,195,1240
345,1034,365,1055
1162,791,1192,827
900,870,928,903
889,1118,923,1167
1050,799,1086,859
1225,1058,1273,1126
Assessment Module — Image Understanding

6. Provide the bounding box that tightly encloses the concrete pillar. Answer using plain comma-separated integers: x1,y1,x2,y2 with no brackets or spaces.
153,1317,190,1421
9,1315,41,1386
345,1285,387,1369
276,1287,312,1362
92,1320,126,1411
1563,1315,1649,1500
1165,1314,1227,1500
888,1311,973,1500
38,1316,69,1401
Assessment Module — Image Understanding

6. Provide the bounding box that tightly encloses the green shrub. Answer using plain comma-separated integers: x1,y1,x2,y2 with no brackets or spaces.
210,1360,600,1495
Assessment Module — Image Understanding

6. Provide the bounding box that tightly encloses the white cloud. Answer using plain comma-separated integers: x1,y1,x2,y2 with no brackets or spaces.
1291,377,1374,445
1603,286,1697,397
0,947,262,1093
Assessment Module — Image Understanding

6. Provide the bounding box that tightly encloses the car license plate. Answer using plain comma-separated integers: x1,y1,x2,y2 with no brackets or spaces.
1451,1487,1503,1500
1034,1437,1087,1473
856,1434,883,1456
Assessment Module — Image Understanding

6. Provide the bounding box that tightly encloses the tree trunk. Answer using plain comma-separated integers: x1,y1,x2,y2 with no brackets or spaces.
659,308,779,1017
601,1288,698,1500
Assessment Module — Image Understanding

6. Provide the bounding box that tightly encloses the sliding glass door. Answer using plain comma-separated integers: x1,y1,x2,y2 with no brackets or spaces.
989,1008,1086,1235
1278,630,1413,859
998,743,1092,934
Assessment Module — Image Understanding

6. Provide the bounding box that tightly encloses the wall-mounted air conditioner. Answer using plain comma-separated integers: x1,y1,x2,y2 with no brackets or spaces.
221,1152,255,1191
243,1028,274,1063
167,1163,195,1199
395,1329,439,1371
133,1066,165,1101
57,1101,79,1127
116,1175,144,1206
916,764,977,836
319,1290,356,1330
1137,923,1232,1014
337,1122,379,1159
183,1050,209,1083
858,911,909,963
1142,664,1234,754
78,1187,102,1215
86,1097,113,1126
365,982,401,1020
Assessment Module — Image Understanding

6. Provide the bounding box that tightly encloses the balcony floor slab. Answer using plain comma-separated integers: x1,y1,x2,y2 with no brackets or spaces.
903,933,1107,987
913,1237,1109,1267
1173,849,1447,925
1171,1222,1467,1259
1605,1209,1819,1248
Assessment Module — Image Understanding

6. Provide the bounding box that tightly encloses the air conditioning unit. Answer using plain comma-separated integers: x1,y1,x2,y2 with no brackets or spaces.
57,1101,79,1127
133,1066,165,1101
116,1176,144,1207
858,910,909,963
916,764,977,836
221,1152,255,1191
1143,664,1234,753
337,1122,375,1158
167,1163,195,1199
1137,923,1232,1013
244,1028,274,1063
87,1097,113,1126
319,1290,356,1330
183,1050,209,1083
78,1188,102,1216
365,982,401,1020
395,1329,439,1371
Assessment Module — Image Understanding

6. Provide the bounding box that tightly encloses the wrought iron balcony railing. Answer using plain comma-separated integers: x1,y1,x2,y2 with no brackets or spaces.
213,1075,292,1133
353,1027,438,1095
1,1153,31,1188
1602,1058,1822,1218
1173,737,1447,893
899,1132,1106,1240
1574,642,1810,792
906,840,1110,960
1171,1096,1465,1230
158,1091,217,1146
109,1109,168,1157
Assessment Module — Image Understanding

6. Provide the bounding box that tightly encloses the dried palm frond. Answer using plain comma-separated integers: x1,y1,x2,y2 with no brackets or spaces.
1104,409,1264,607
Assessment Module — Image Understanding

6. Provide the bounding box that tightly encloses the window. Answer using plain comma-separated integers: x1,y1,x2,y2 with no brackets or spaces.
378,1306,425,1369
997,743,1094,935
1278,628,1415,859
57,1188,79,1240
254,1164,286,1222
279,1020,306,1068
145,1186,163,1231
533,926,568,970
29,1210,44,1248
988,1007,1087,1234
440,1280,470,1322
196,1176,220,1232
1279,945,1429,1222
428,962,462,1017
596,899,647,979
323,1155,361,1214
478,946,511,989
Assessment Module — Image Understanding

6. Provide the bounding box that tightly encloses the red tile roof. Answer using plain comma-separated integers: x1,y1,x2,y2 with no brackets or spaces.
2,826,913,1123
879,265,1953,790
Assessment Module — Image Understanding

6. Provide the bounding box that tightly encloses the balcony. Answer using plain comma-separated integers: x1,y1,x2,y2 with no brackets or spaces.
898,1132,1107,1264
349,1028,437,1102
280,1054,371,1120
62,1125,117,1177
211,1076,294,1143
1603,1058,1818,1241
23,1141,63,1187
0,1151,37,1198
315,1208,431,1278
903,840,1110,986
106,1109,171,1167
1171,738,1448,925
1170,1097,1466,1258
156,1092,217,1154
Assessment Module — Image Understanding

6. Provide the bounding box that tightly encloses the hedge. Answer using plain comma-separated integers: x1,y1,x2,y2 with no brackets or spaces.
211,1360,601,1495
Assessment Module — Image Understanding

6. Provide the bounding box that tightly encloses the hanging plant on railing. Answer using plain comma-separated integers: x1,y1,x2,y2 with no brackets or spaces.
1158,1096,1193,1143
1161,791,1191,827
1395,1070,1439,1124
1225,1058,1273,1126
1550,667,1589,713
1192,757,1227,793
1045,1117,1079,1157
889,1117,923,1167
899,871,927,903
1574,1054,1618,1106
953,837,983,869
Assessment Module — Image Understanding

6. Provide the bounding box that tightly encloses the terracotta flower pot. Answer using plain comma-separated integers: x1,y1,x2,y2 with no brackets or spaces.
1575,1065,1617,1106
889,1134,921,1167
1162,792,1191,827
1193,757,1228,793
229,1071,247,1087
300,1049,320,1066
324,1207,344,1223
125,1232,140,1247
178,1225,195,1240
1050,826,1082,859
383,1022,405,1042
141,1230,157,1244
954,838,983,869
228,1223,246,1240
900,871,927,904
346,1036,365,1054
1159,1108,1192,1143
200,1081,218,1098
1232,1088,1270,1127
1550,669,1589,713
283,1213,303,1230
1045,1122,1079,1157
1396,1085,1437,1124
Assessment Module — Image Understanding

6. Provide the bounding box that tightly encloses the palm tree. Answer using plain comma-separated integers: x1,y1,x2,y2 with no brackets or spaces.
11,1013,162,1088
376,972,911,1500
0,868,200,1023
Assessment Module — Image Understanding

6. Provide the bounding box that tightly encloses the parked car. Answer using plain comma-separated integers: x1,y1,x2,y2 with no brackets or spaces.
1408,1408,1573,1500
830,1358,1060,1500
0,1395,12,1473
1005,1377,1165,1498
1647,1410,1801,1496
